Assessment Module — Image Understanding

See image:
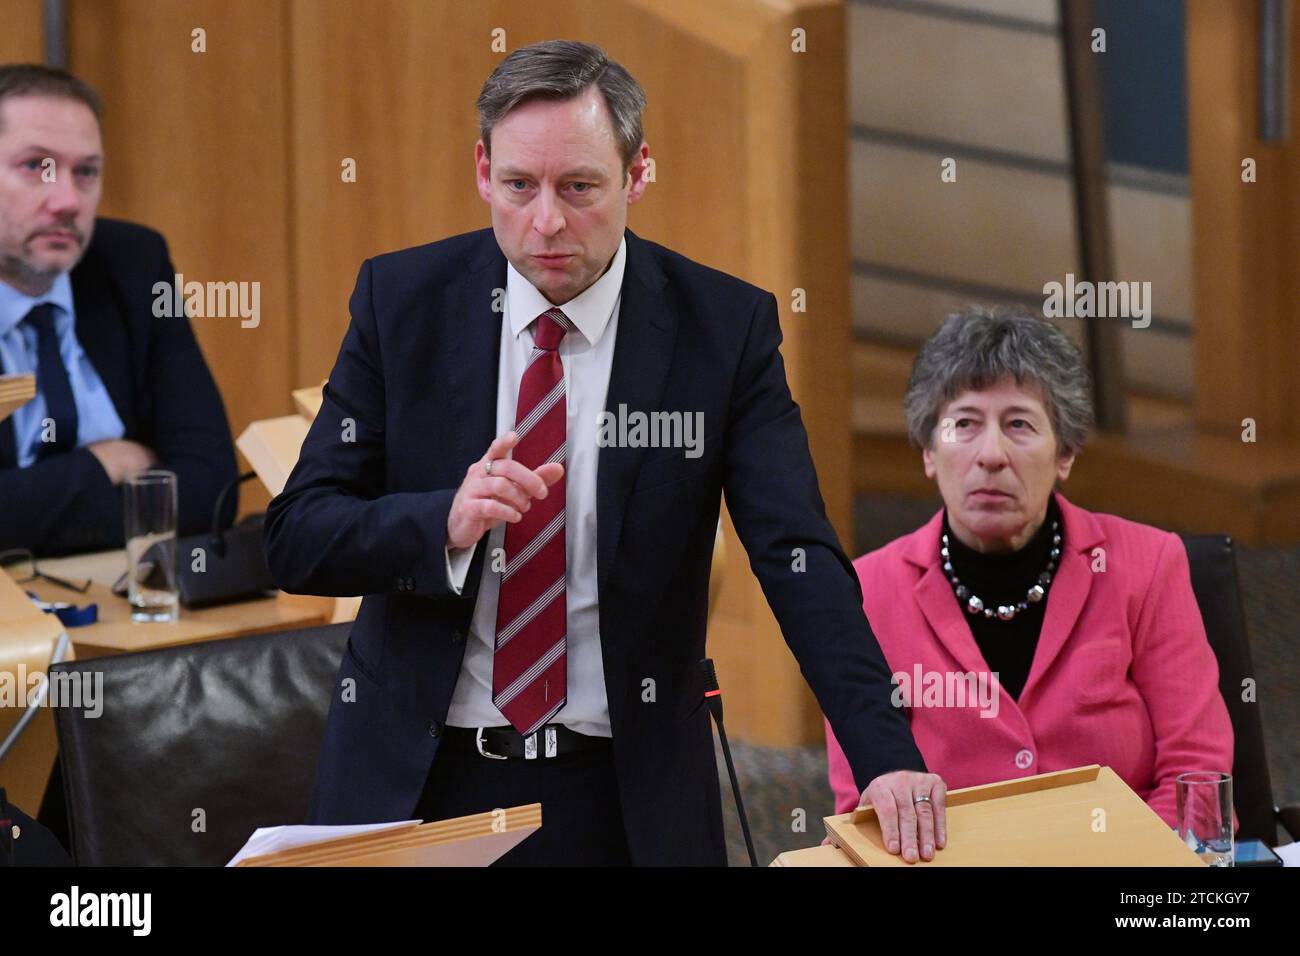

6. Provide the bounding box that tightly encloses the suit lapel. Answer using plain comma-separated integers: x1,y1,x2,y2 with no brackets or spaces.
1018,492,1105,706
70,255,135,434
442,237,506,485
596,229,677,598
904,510,995,677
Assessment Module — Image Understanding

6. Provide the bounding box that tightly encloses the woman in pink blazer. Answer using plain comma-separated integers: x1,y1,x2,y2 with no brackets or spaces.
827,307,1233,828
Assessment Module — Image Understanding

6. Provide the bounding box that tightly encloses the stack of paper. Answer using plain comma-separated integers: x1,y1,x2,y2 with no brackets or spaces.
227,820,419,866
229,804,542,867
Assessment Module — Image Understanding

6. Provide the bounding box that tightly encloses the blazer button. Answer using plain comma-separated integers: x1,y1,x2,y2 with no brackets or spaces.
451,628,465,644
1014,748,1034,770
428,720,443,738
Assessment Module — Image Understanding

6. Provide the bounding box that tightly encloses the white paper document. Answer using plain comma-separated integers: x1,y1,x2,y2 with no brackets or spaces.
226,820,421,867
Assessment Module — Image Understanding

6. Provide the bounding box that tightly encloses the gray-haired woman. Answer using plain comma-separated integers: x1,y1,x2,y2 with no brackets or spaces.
826,306,1233,828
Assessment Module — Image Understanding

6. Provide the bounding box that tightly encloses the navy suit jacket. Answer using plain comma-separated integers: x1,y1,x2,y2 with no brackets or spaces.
264,227,924,864
0,218,237,556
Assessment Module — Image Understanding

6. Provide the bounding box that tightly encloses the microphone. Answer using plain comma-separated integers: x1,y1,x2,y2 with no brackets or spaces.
698,658,758,867
208,470,256,558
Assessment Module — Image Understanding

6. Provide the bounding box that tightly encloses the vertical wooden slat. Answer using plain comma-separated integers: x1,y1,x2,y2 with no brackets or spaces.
67,0,296,513
1059,0,1126,433
1187,0,1300,443
0,0,45,62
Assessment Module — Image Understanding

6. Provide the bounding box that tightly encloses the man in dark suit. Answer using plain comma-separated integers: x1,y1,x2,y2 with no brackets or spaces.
266,40,948,865
0,65,237,557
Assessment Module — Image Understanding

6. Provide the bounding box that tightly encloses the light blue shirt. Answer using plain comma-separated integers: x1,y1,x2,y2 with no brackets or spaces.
0,273,126,467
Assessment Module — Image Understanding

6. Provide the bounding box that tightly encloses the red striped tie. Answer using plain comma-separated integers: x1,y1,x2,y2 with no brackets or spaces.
493,307,572,736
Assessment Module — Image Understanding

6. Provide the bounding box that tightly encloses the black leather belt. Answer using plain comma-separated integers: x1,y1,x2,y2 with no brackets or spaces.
443,724,612,760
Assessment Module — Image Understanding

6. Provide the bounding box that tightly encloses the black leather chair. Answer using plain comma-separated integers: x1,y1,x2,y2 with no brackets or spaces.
51,622,349,865
1181,535,1299,846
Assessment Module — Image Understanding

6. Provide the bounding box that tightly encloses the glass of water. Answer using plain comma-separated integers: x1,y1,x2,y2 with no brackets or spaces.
123,470,179,623
1176,771,1233,866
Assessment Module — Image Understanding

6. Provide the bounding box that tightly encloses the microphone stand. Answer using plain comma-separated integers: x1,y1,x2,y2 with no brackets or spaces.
698,658,758,866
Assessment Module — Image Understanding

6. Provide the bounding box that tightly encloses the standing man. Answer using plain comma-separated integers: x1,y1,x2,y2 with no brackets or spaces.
0,65,237,556
266,40,946,865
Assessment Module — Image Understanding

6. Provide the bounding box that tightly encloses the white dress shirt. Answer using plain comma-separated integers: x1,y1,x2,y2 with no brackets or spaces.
444,236,626,737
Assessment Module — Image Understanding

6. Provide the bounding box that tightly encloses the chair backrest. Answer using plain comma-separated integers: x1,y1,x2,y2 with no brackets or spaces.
51,622,349,865
1179,535,1277,844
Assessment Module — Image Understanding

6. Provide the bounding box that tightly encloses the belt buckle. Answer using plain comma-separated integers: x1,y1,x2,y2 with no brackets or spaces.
525,726,559,759
518,726,559,760
475,727,508,760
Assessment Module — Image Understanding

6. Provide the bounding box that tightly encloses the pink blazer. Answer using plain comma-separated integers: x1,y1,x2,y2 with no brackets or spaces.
825,492,1233,828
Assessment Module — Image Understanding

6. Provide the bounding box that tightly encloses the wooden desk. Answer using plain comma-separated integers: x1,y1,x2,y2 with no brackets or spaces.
770,844,856,867
12,550,331,659
0,570,67,810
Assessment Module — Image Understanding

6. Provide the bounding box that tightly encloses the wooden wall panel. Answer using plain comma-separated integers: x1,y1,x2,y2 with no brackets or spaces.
1187,0,1300,442
851,139,1080,293
718,0,853,746
0,0,44,62
942,0,1058,23
849,2,1068,162
68,0,295,512
852,275,1193,400
287,0,749,388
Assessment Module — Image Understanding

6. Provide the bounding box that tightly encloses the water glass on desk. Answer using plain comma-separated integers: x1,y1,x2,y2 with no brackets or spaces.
123,470,179,623
1177,771,1233,867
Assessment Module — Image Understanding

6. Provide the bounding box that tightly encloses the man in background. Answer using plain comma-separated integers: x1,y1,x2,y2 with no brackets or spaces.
0,64,236,557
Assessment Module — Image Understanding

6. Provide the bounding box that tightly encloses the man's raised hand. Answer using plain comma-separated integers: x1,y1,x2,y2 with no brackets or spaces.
447,430,564,549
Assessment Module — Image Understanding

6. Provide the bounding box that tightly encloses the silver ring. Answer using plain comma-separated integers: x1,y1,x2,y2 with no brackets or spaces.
484,459,494,477
913,794,933,805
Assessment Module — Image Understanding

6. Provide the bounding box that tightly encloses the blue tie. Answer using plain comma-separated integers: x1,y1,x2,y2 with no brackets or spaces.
24,303,79,461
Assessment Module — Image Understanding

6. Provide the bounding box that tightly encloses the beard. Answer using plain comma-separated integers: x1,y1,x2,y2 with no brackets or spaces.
0,248,73,295
0,222,86,290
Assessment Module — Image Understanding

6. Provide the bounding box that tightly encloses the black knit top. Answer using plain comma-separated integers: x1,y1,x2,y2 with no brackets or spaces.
940,494,1062,702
